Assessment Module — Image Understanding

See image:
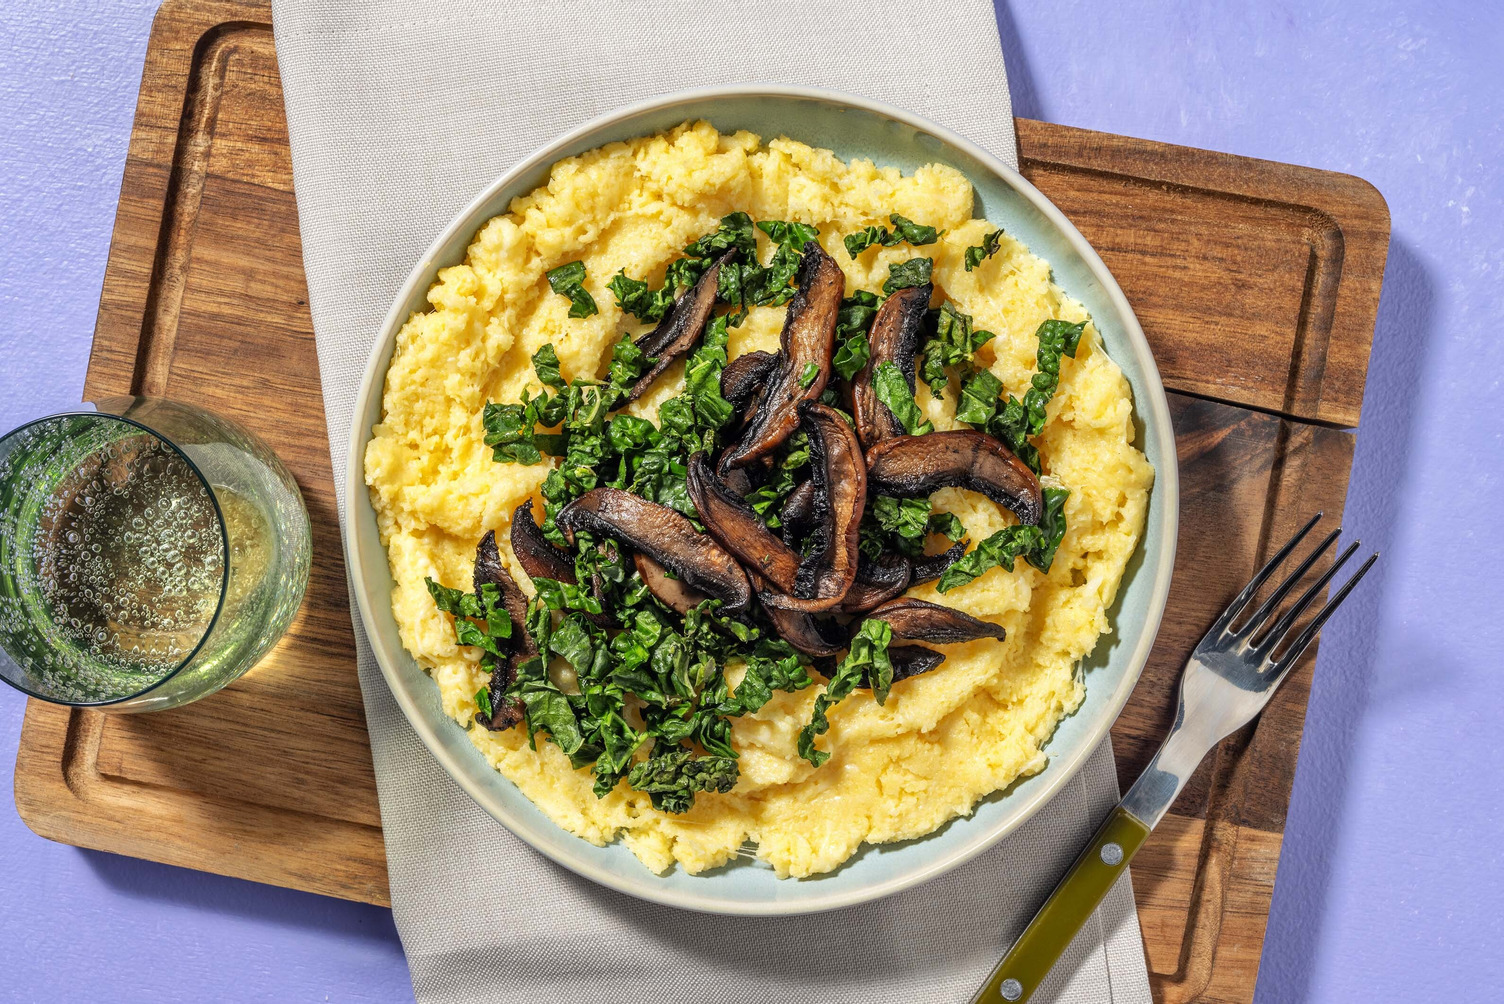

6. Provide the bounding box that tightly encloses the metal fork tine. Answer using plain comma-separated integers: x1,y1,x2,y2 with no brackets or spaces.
1252,536,1357,649
1271,552,1380,675
1216,512,1323,631
1240,527,1341,639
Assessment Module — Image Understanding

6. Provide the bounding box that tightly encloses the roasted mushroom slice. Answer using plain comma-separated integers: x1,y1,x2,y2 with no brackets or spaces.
765,605,848,657
843,643,947,690
746,569,847,657
720,349,778,416
779,480,817,546
474,530,533,653
720,465,754,498
910,540,967,584
633,552,707,616
471,531,528,730
866,430,1044,526
762,403,867,613
626,251,733,402
510,499,576,584
890,645,947,682
474,655,525,731
557,488,751,613
851,282,932,450
513,500,616,626
686,452,803,594
720,242,843,468
832,553,912,614
868,597,1006,644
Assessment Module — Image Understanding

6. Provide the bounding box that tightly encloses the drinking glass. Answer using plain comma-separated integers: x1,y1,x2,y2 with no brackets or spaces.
0,396,311,711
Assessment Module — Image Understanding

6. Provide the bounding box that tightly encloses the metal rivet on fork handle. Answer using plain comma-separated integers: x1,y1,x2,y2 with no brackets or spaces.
1100,842,1123,866
999,979,1023,1001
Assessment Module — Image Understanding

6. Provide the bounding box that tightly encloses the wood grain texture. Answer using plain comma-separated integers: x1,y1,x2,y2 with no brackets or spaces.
11,2,1386,1001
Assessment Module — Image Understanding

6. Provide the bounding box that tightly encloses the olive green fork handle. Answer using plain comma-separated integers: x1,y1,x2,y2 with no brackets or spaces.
970,806,1152,1004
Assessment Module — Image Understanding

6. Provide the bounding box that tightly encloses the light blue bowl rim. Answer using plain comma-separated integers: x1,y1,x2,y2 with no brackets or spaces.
345,84,1179,916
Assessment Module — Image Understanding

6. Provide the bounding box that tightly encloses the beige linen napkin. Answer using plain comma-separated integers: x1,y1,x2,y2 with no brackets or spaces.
270,2,1152,1001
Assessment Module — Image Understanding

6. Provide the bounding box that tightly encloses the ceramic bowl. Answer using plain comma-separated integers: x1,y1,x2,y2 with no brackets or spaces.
346,86,1178,915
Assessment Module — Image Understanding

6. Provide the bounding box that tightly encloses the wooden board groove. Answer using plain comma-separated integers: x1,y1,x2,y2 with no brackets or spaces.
13,3,1386,1001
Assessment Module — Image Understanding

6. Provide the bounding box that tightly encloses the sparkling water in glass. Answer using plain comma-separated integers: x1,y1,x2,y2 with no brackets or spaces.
0,397,311,711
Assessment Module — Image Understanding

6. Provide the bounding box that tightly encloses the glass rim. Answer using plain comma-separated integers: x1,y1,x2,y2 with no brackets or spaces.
0,406,231,707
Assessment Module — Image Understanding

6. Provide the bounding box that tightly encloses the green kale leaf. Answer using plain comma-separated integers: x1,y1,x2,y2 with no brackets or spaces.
936,487,1070,591
872,360,934,435
888,213,939,246
626,746,739,813
545,261,598,318
918,302,997,399
964,229,1004,271
831,291,881,380
607,270,676,323
882,256,933,295
843,214,940,256
531,344,567,390
980,319,1086,472
798,619,894,766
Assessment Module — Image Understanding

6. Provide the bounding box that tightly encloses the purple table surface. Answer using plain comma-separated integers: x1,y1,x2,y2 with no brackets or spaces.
2,2,1501,1001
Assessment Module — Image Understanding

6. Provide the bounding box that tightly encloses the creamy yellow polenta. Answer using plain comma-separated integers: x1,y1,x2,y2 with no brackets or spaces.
364,122,1153,878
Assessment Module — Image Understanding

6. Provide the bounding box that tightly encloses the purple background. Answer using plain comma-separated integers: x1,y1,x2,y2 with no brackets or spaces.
2,2,1500,1000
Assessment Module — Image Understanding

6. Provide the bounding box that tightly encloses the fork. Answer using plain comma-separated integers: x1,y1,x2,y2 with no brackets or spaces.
971,513,1378,1004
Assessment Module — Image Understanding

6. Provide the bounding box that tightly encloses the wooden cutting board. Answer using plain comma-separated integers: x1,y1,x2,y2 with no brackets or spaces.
12,1,1388,1000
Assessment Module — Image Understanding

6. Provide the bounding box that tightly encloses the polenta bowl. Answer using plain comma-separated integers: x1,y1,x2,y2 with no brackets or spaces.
347,87,1178,915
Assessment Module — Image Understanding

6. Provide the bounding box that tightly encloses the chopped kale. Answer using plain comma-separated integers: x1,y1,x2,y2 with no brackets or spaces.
918,302,997,399
607,271,676,323
626,746,738,814
964,229,1005,271
546,261,598,318
608,213,758,323
872,360,934,436
843,214,940,257
967,318,1086,472
531,344,567,390
882,256,933,294
798,619,894,766
831,290,881,380
936,487,1070,591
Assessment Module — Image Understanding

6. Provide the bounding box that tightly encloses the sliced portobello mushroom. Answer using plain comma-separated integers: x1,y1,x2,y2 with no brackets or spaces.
625,251,734,402
473,530,533,653
867,597,1006,644
512,499,614,626
761,402,867,613
765,605,848,657
866,430,1044,526
720,465,754,498
720,242,843,469
910,540,967,584
633,551,706,615
471,531,528,730
779,480,817,546
510,499,575,584
746,570,847,657
720,349,778,416
890,645,947,682
851,282,932,450
556,488,751,613
685,452,803,594
844,643,948,690
832,553,912,614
